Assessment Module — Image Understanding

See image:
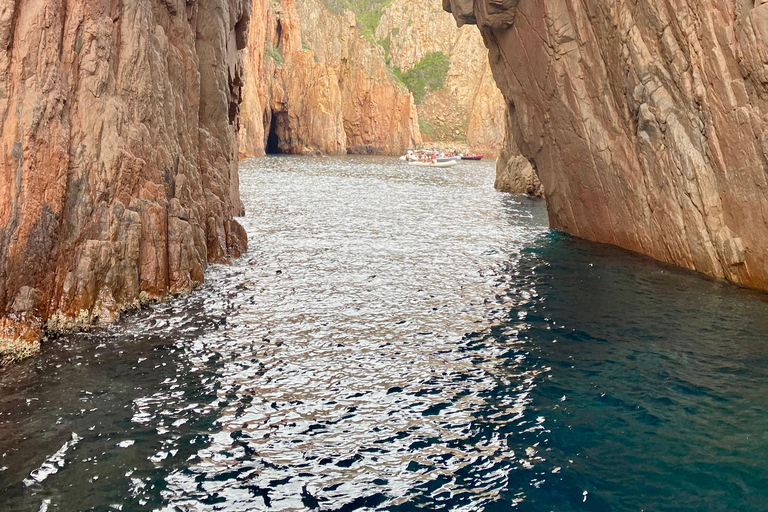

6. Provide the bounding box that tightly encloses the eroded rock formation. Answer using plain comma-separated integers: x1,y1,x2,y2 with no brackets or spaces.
377,0,510,156
495,128,544,197
240,0,421,157
444,0,768,289
0,0,250,362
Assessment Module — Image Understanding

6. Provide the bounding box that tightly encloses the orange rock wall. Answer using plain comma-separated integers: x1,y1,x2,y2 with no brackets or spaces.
444,0,768,288
240,0,270,158
240,0,421,157
0,0,251,362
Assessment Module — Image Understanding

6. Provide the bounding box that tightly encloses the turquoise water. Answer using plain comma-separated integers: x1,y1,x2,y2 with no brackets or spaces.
1,156,767,511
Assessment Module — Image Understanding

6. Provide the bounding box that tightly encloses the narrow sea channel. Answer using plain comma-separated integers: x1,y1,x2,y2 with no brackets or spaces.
1,156,767,511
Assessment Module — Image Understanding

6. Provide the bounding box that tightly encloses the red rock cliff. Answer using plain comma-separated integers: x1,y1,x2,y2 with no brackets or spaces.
240,0,421,157
445,0,768,289
377,0,508,157
0,0,251,362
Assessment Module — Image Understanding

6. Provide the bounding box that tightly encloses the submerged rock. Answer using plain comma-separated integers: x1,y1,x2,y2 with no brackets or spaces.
0,0,251,362
444,0,768,288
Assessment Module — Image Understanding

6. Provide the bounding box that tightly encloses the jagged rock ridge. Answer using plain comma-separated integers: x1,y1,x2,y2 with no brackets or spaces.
0,0,251,362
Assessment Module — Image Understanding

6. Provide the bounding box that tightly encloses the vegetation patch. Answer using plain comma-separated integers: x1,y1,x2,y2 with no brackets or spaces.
323,0,392,42
418,116,436,139
393,52,450,103
265,46,283,66
378,34,392,65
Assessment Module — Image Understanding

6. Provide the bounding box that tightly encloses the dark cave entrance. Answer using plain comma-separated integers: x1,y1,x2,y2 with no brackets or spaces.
276,19,283,48
266,112,285,154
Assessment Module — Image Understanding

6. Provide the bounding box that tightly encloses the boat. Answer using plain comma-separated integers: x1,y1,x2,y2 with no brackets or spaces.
408,159,458,168
401,149,461,163
461,154,483,160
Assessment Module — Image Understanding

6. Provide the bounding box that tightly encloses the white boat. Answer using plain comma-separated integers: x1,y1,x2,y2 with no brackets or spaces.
408,159,458,168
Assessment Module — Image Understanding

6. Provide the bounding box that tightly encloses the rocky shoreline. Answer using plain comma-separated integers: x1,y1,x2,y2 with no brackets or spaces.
0,0,251,362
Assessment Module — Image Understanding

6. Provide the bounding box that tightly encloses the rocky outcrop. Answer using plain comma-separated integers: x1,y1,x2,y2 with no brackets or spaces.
377,0,459,71
240,0,421,157
495,127,544,197
0,0,251,362
378,0,507,155
444,0,768,289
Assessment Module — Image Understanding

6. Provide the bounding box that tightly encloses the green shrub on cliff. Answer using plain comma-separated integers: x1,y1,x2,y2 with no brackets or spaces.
393,52,450,103
418,116,436,139
378,34,392,65
265,46,283,66
323,0,391,41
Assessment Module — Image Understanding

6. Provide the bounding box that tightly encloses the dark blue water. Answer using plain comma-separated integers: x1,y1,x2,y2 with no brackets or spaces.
1,156,767,511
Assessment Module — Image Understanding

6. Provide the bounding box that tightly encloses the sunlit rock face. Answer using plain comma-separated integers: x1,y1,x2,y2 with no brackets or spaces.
377,0,510,157
240,0,421,157
445,0,768,289
0,0,250,362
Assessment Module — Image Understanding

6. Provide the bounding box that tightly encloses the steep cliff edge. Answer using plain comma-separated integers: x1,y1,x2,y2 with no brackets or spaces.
376,0,508,156
0,0,250,362
444,0,768,289
240,0,421,157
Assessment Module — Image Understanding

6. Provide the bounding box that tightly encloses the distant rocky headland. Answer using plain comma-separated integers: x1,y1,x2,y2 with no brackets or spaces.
239,0,511,159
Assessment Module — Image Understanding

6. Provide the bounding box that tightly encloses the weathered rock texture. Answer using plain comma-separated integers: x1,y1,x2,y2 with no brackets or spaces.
377,0,508,156
239,0,270,158
444,0,768,288
240,0,421,157
0,0,251,362
495,125,544,197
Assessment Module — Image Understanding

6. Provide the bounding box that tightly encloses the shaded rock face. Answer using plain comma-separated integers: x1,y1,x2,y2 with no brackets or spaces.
0,0,250,362
240,0,421,157
495,121,544,197
239,0,270,158
444,0,768,289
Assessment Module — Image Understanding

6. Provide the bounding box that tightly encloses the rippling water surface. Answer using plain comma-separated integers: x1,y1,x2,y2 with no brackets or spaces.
2,155,768,511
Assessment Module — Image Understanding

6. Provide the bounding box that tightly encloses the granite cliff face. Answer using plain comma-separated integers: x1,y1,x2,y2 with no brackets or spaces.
240,0,421,157
239,0,270,158
377,0,508,156
0,0,250,362
444,0,768,289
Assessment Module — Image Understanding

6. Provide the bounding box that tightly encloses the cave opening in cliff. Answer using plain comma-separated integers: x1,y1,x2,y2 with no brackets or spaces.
266,112,285,154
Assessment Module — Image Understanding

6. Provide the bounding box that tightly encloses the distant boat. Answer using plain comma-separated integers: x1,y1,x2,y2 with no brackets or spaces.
401,150,461,162
461,154,483,160
408,160,458,168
